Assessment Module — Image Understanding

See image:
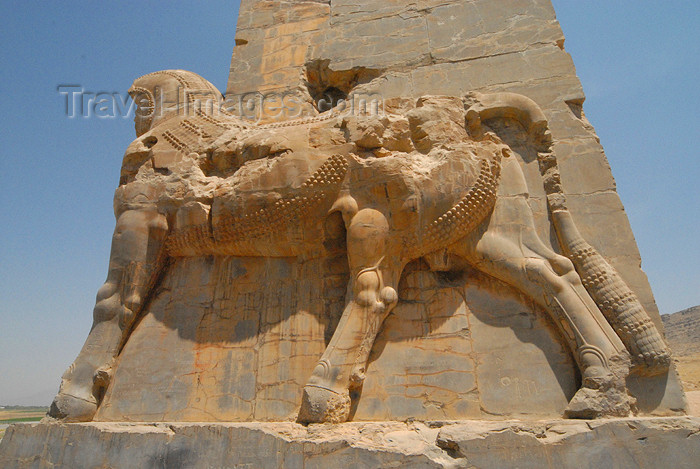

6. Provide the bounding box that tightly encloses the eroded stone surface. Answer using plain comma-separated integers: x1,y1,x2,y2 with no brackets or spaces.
2,418,699,468
436,417,700,469
223,0,684,417
48,0,685,426
95,259,578,422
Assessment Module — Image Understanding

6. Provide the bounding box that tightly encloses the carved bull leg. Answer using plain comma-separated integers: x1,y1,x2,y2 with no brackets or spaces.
452,194,633,418
299,208,400,424
49,208,168,421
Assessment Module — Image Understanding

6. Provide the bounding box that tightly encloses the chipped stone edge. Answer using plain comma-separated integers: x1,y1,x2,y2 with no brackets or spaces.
2,417,699,468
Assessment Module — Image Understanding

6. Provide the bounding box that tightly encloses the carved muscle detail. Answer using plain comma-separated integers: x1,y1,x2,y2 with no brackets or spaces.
216,153,348,251
166,154,349,257
406,156,502,259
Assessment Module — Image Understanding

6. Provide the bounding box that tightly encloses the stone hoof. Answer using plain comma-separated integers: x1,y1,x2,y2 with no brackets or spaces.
564,386,632,419
298,385,351,424
581,365,612,386
48,391,98,422
567,351,633,419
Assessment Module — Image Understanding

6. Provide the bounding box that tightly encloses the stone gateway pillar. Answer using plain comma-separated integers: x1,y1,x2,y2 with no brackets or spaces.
2,1,697,467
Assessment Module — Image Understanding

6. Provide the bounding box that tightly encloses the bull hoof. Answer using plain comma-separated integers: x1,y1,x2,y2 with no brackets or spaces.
564,386,632,419
567,350,632,419
298,385,351,424
49,390,98,422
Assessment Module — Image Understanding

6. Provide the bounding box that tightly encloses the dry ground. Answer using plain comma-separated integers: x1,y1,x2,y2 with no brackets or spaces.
0,408,47,442
675,355,700,391
0,408,47,423
686,391,700,416
675,353,700,416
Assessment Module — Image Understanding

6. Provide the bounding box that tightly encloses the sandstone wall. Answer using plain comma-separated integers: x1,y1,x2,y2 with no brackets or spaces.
226,0,657,317
97,257,578,422
97,0,685,421
226,0,659,324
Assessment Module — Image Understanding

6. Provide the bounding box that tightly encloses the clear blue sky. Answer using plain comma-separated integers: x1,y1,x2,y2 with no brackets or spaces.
0,1,697,406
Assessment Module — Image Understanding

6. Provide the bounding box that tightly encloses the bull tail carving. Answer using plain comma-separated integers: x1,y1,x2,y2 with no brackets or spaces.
468,92,671,376
551,208,671,374
542,184,672,375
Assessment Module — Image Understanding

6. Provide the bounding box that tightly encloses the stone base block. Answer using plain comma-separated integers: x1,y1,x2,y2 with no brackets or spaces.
1,418,698,468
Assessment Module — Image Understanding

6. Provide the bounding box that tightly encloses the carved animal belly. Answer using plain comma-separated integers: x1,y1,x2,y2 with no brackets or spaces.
167,154,349,257
344,150,501,258
166,148,501,259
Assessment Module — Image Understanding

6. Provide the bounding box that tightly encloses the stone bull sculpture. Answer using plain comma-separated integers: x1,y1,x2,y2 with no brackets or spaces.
50,70,670,423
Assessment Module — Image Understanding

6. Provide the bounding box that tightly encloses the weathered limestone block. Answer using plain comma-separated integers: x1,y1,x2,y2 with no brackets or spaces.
39,0,683,434
2,418,699,468
223,0,685,416
4,0,691,467
435,417,700,468
95,256,330,422
49,72,675,425
96,258,578,422
355,266,578,421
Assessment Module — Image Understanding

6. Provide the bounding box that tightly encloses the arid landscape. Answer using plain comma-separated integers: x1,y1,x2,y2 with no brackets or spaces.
662,305,700,414
674,354,700,392
0,407,47,440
